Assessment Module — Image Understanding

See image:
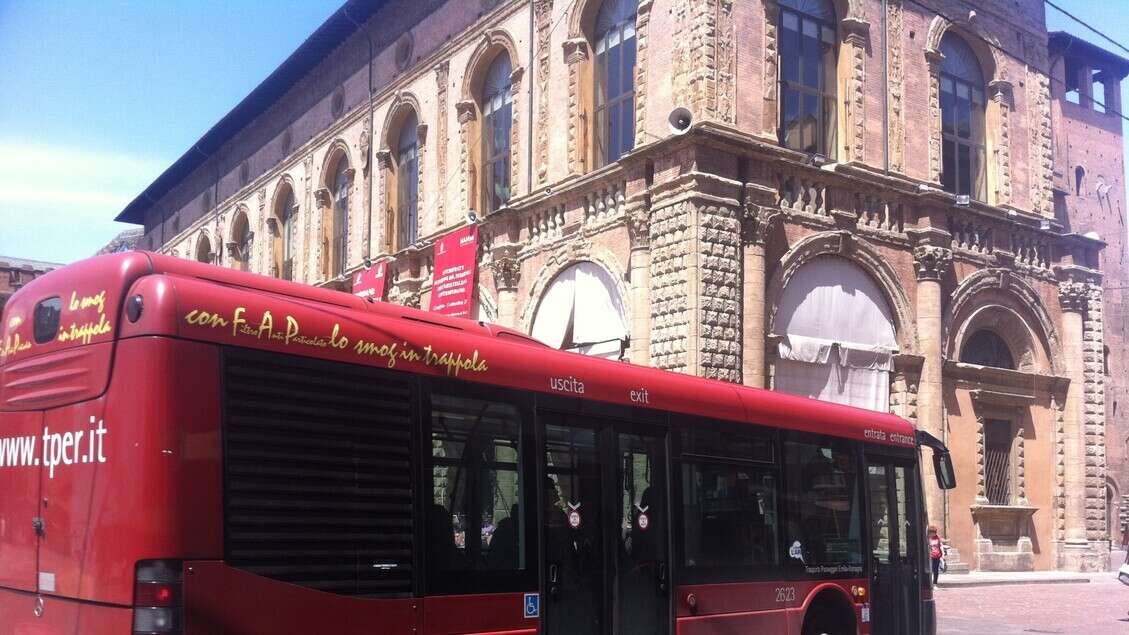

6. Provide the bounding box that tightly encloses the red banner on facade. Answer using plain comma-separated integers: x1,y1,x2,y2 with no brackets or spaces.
352,260,387,301
430,224,478,318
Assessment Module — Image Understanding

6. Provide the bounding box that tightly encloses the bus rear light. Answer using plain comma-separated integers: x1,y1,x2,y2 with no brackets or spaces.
851,585,867,602
133,560,182,635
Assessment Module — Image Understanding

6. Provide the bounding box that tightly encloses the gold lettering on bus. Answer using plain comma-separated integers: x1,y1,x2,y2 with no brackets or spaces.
256,311,273,339
185,309,230,329
56,314,112,345
329,323,348,349
68,290,106,315
0,332,32,358
231,307,247,336
284,316,300,345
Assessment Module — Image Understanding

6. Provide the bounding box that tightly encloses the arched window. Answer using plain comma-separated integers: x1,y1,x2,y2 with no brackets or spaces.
940,33,986,200
397,112,420,248
959,329,1015,369
773,257,897,411
330,157,350,277
481,53,513,214
778,0,838,158
230,211,252,272
275,187,298,280
593,0,638,167
531,261,627,360
195,234,212,263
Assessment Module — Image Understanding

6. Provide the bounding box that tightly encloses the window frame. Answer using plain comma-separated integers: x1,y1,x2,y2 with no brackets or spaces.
396,113,420,250
592,0,638,168
777,0,839,159
938,35,987,201
277,189,298,280
421,377,539,596
330,158,350,277
480,53,513,214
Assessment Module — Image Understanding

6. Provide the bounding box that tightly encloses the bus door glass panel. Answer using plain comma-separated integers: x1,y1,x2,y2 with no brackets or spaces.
543,423,604,635
428,393,525,587
614,430,669,635
782,439,864,577
867,457,920,635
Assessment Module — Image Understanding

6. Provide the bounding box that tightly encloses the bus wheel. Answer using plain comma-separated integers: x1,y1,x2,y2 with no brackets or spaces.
801,592,855,635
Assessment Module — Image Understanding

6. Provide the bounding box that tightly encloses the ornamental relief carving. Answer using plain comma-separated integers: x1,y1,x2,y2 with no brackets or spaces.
912,244,952,281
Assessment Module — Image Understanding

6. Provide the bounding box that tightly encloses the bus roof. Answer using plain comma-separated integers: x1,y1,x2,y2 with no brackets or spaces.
0,252,917,448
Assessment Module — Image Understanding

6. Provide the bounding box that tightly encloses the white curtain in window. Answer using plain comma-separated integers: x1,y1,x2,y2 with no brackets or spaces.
531,262,627,360
773,257,897,411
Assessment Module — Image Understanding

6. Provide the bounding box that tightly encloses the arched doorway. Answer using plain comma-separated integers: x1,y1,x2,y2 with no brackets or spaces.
772,256,897,411
530,261,627,360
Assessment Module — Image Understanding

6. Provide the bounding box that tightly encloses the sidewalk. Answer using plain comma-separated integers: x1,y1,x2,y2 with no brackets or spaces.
936,570,1100,588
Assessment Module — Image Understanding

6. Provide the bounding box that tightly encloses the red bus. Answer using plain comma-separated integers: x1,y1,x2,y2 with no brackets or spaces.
0,252,955,635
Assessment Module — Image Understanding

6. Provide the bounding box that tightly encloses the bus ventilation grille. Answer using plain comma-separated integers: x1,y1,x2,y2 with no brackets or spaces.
221,347,414,597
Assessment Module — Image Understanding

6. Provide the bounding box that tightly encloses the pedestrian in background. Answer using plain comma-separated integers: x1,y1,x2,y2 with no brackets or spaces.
929,525,944,585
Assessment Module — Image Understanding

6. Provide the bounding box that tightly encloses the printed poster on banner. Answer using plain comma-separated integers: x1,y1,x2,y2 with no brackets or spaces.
430,224,478,318
352,260,387,300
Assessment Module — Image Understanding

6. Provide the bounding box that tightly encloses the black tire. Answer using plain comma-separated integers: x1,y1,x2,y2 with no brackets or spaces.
802,610,849,635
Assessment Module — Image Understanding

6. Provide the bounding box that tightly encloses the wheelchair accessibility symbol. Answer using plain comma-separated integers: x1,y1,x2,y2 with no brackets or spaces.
524,592,540,618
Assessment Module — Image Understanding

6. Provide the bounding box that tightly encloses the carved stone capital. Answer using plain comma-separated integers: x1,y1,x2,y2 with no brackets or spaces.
509,66,526,90
925,49,945,73
416,123,429,145
1057,280,1090,313
841,16,870,45
626,201,651,250
989,79,1015,108
375,149,393,170
314,188,332,208
563,38,589,65
490,257,521,292
455,100,478,124
265,216,281,236
912,245,952,281
741,202,782,246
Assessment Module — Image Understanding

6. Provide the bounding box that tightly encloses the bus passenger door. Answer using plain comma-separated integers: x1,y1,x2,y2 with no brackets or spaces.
866,457,922,635
541,416,670,635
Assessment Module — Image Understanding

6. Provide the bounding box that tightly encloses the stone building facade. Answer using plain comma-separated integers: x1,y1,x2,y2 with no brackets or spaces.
0,257,60,312
119,0,1128,572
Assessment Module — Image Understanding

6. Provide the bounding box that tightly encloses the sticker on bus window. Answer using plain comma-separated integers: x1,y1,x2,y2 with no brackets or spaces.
567,502,582,529
524,593,540,618
788,540,805,563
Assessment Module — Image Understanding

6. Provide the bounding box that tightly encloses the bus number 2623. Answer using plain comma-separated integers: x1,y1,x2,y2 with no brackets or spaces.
774,587,796,603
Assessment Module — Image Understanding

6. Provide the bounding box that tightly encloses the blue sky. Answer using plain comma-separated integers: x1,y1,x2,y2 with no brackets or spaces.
0,0,1125,263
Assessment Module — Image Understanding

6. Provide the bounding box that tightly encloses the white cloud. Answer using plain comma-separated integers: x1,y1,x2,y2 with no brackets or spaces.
0,141,168,262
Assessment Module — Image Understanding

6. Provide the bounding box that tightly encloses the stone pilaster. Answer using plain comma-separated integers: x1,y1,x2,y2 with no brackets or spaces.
563,38,588,175
533,0,553,185
886,0,905,173
1055,266,1108,571
649,171,742,382
841,17,869,163
456,100,477,213
740,184,779,389
490,243,521,328
375,149,393,254
910,228,952,531
926,50,945,184
989,80,1014,206
434,63,449,228
626,195,651,365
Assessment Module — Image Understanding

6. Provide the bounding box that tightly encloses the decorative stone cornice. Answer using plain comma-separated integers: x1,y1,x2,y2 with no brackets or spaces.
562,38,588,65
912,245,953,281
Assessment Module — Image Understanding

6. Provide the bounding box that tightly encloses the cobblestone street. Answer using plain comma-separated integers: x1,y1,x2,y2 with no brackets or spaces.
937,575,1129,634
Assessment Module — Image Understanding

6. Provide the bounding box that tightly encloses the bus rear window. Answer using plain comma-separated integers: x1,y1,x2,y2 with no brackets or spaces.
33,297,62,343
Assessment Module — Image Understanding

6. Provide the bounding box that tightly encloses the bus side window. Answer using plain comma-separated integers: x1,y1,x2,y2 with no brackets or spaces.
677,421,781,584
428,392,525,590
33,297,62,343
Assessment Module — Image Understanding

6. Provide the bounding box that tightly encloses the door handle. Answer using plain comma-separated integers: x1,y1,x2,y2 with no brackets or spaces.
656,561,668,594
548,562,560,599
31,517,44,537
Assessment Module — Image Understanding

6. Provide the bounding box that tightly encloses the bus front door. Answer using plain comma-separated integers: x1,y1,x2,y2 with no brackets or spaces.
866,457,923,635
541,417,670,635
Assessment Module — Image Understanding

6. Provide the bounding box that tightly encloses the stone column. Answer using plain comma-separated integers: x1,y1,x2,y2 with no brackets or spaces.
455,101,477,213
1058,277,1088,548
739,187,780,389
911,229,952,531
490,244,521,328
626,196,651,366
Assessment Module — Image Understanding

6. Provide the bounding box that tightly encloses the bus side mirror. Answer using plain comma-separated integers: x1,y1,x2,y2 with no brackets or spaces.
933,450,957,490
